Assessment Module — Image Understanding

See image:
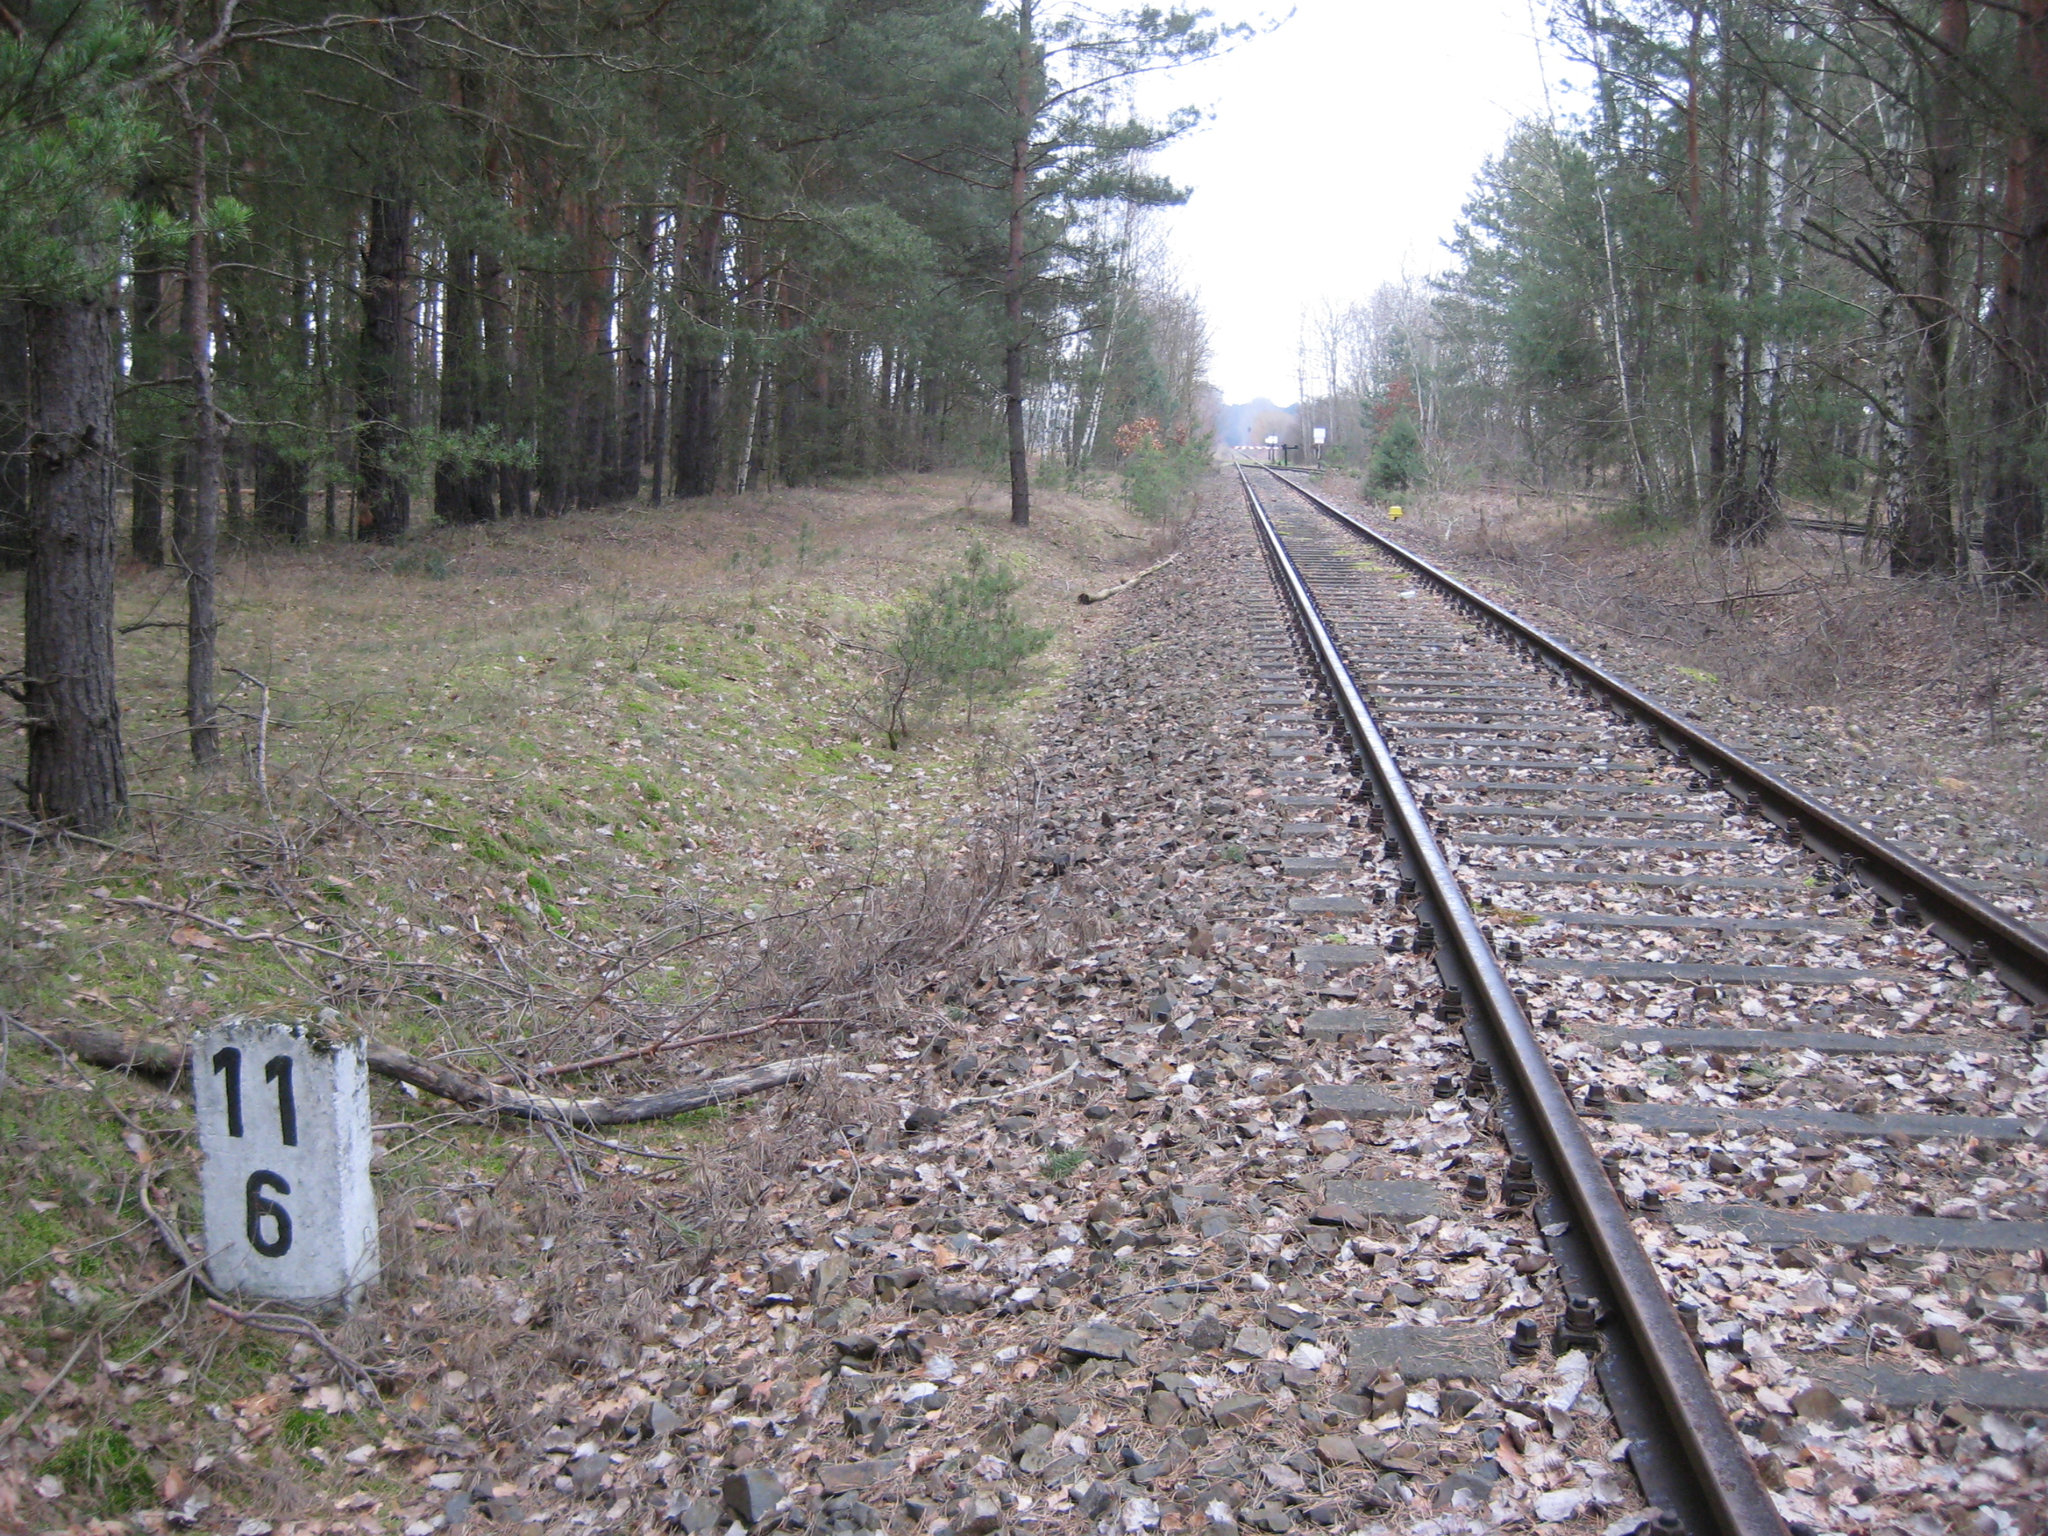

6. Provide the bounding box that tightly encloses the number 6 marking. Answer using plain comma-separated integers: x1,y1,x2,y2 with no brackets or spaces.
245,1171,293,1257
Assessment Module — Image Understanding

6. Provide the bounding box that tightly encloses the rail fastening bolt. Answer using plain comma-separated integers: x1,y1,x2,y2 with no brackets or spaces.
1508,1318,1542,1359
1556,1294,1604,1355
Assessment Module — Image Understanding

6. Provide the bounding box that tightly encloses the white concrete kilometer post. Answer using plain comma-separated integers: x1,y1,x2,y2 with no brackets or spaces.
194,1019,379,1311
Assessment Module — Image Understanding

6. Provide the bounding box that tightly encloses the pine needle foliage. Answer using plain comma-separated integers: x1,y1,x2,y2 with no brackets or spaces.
0,0,161,299
874,541,1052,748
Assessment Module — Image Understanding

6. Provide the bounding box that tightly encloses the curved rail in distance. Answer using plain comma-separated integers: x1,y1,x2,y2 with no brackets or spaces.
1237,467,1788,1536
1264,465,2048,1010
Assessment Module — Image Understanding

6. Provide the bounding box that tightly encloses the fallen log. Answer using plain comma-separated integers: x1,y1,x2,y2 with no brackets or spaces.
32,1023,830,1128
1077,550,1179,605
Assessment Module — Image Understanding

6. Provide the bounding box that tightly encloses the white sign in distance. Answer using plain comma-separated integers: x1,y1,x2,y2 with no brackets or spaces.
1264,435,1280,446
1312,427,1327,446
194,1019,379,1311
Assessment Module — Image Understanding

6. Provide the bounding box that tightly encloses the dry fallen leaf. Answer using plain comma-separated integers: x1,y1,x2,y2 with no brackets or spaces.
170,926,224,950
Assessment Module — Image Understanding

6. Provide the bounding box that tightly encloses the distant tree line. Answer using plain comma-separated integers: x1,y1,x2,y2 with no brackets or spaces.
1300,0,2048,591
1,0,1233,834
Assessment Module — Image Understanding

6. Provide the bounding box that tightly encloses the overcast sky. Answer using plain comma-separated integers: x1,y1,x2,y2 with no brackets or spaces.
1136,0,1572,404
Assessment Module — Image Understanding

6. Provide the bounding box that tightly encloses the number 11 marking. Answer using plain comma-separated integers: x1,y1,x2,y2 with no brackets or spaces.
210,1047,297,1146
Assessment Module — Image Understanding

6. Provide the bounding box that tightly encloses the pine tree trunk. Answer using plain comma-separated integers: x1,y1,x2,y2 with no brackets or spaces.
126,264,169,565
648,326,668,504
254,440,308,543
183,123,221,766
477,247,516,520
0,300,29,569
672,205,723,498
1004,0,1036,528
1893,0,1967,576
617,205,657,502
1984,0,2048,587
23,273,128,831
357,189,414,542
572,203,613,507
436,245,486,524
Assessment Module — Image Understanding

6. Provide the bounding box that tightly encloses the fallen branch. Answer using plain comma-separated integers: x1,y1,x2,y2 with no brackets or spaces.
949,1061,1078,1109
1077,550,1179,605
523,1011,849,1082
36,1023,832,1128
1,816,123,851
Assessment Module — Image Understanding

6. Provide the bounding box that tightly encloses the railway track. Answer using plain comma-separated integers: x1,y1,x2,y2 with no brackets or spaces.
1237,464,2048,1536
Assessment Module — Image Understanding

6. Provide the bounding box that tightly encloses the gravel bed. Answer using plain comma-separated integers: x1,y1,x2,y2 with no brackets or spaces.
1256,471,2048,1536
547,477,1651,1536
1269,472,2047,930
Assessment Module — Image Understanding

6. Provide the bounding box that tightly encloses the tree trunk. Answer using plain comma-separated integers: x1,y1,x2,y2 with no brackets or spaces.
432,243,491,528
0,300,29,570
357,190,414,542
616,205,657,502
22,274,128,831
571,202,614,508
1683,6,1727,523
126,265,168,565
1004,0,1036,528
477,246,517,520
672,205,723,498
1984,0,2048,588
648,324,669,504
1893,0,1967,576
183,122,221,766
254,441,308,543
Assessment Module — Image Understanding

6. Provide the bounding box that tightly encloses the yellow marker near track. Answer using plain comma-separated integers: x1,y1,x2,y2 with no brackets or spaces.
1387,505,1404,520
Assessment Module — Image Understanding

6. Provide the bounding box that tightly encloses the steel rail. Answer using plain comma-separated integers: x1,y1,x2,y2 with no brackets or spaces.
1263,465,2048,1009
1238,467,1788,1536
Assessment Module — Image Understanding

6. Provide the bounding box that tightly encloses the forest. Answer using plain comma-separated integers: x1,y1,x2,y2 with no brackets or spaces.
1,0,1223,835
1297,0,2048,594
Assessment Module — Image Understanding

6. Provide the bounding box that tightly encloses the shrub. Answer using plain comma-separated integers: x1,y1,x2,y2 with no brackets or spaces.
1367,411,1422,492
1364,376,1425,492
1115,417,1206,519
872,542,1052,748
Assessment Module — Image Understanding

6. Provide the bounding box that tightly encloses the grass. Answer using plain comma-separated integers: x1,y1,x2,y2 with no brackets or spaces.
41,1427,156,1516
0,468,1176,1527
